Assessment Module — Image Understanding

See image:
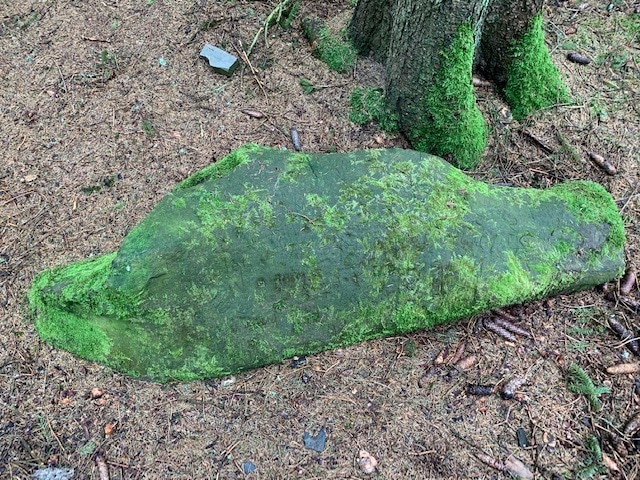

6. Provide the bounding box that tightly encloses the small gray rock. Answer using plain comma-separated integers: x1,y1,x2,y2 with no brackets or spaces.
303,427,327,452
200,44,238,77
31,468,74,480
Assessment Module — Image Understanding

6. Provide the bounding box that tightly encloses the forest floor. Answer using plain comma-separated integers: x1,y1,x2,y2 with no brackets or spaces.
1,0,640,478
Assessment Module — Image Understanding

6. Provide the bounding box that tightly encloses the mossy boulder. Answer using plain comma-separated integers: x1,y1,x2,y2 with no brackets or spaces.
29,145,625,381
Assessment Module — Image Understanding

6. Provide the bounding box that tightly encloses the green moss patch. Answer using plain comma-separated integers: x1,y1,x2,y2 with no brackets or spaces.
504,13,570,121
412,23,487,170
302,18,356,73
349,87,398,133
29,146,624,381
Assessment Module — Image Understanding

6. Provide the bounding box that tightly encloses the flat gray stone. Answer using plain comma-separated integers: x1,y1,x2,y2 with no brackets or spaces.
200,44,238,77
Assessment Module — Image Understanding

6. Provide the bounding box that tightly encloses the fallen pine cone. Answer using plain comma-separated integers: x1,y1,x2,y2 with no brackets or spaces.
492,317,532,338
241,109,265,119
434,347,449,365
623,411,640,437
467,384,495,396
606,363,640,375
484,320,517,342
607,316,640,356
588,151,616,175
620,267,636,295
449,341,466,364
567,52,591,64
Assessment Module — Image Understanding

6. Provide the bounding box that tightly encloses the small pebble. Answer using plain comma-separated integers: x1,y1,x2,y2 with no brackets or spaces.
242,461,256,474
358,450,378,474
516,427,529,448
303,427,327,452
289,356,307,368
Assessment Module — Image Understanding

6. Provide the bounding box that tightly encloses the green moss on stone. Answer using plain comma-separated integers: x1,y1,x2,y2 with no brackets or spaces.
28,253,121,363
174,143,262,191
28,147,624,381
284,153,312,181
504,13,570,121
546,180,626,258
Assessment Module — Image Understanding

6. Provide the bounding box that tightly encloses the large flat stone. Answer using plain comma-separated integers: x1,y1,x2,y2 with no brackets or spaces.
29,145,625,381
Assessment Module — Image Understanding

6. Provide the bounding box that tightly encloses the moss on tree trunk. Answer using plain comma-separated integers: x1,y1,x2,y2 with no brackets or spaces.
349,0,568,168
29,146,624,382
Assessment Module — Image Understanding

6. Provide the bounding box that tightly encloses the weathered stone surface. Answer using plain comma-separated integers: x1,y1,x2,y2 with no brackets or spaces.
29,145,625,381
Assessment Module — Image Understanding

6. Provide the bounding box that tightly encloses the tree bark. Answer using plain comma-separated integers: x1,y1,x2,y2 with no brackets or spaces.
476,0,544,84
350,0,547,168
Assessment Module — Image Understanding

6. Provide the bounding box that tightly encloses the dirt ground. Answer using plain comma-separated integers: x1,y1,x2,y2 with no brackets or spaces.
1,0,640,478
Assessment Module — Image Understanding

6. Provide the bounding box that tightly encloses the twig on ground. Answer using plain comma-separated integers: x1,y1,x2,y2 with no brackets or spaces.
521,130,554,154
247,0,297,55
233,43,268,99
95,454,110,480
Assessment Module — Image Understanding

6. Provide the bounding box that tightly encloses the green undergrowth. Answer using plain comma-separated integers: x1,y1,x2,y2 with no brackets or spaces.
504,13,570,121
567,363,610,411
575,435,606,478
349,87,398,132
413,23,487,170
302,18,356,73
315,29,356,72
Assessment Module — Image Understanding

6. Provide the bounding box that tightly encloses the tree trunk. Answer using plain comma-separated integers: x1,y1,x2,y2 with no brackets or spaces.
349,0,556,169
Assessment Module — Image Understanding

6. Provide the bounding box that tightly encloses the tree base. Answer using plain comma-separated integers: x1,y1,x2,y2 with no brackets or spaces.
411,23,487,170
504,14,570,121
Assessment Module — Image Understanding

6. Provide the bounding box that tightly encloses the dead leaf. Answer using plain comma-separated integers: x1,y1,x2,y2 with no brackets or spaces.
455,355,477,370
358,450,378,474
90,387,104,399
602,452,619,472
504,456,533,479
104,422,116,436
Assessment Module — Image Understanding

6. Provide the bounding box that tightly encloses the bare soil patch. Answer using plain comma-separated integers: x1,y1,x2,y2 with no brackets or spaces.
1,1,640,478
